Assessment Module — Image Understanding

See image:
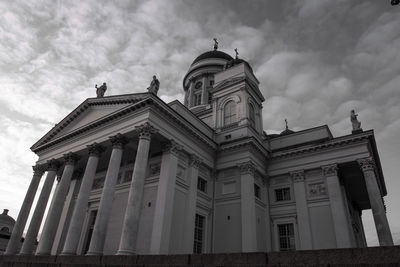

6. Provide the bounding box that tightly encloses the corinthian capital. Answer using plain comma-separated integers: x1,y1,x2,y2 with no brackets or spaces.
87,143,105,157
322,164,338,177
136,122,158,140
32,164,46,176
290,170,305,183
357,157,376,172
46,159,60,171
189,154,202,169
162,139,183,156
110,133,128,149
63,152,79,165
237,161,255,175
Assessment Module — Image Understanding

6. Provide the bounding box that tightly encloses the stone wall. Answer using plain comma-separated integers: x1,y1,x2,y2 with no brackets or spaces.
1,246,400,266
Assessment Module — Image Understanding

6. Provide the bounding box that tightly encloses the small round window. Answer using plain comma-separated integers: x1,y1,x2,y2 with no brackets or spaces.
195,81,202,89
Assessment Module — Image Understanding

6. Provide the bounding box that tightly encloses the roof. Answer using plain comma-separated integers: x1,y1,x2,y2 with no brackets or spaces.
191,50,233,66
0,209,15,225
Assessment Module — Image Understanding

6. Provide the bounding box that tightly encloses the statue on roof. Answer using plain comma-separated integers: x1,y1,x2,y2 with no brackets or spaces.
213,38,218,50
147,75,160,95
350,110,362,132
95,82,107,98
234,48,239,59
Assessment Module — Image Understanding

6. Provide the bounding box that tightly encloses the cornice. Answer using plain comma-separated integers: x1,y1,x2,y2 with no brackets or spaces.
218,136,270,158
271,134,370,160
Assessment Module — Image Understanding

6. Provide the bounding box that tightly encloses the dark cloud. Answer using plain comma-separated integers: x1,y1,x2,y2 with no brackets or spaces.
0,0,399,245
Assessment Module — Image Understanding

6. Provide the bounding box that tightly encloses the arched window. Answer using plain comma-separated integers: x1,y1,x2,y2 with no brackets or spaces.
249,104,255,126
1,227,10,233
224,101,237,126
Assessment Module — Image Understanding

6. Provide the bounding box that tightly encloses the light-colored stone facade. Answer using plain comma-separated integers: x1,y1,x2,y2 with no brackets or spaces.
5,49,393,255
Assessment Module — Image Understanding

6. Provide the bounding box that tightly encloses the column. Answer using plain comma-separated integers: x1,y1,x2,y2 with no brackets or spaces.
290,170,313,250
117,123,157,255
182,154,202,253
201,76,207,104
264,177,272,252
150,140,182,254
358,158,393,246
238,161,257,252
322,164,352,248
61,143,104,255
188,80,195,108
5,165,45,255
36,153,78,255
87,134,127,255
20,159,59,255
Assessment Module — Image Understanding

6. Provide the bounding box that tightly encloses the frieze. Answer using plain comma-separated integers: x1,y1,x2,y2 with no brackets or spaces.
322,164,338,177
290,170,305,183
357,157,376,172
308,182,327,198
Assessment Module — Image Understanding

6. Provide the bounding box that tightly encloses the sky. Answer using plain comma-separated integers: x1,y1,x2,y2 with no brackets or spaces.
0,0,399,246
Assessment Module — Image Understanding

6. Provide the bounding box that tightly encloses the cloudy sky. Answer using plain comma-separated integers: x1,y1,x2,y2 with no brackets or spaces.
0,0,399,246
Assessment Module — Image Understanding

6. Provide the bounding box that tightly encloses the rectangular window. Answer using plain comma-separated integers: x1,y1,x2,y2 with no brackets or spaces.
209,80,214,86
275,188,291,201
194,93,202,106
254,184,261,199
83,210,97,254
208,93,212,104
193,214,205,254
278,223,295,251
197,177,207,193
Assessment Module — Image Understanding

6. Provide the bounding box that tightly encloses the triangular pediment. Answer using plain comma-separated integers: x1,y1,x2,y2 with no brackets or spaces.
31,93,149,151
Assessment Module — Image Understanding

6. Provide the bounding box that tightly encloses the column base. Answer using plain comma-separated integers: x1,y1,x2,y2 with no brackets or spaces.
59,252,77,256
86,251,103,256
116,249,136,255
35,252,51,256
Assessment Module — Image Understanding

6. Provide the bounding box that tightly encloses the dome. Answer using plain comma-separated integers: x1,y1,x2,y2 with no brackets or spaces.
191,50,233,66
0,209,15,225
280,128,295,136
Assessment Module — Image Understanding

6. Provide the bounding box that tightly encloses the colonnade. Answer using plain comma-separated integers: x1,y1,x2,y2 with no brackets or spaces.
6,122,203,255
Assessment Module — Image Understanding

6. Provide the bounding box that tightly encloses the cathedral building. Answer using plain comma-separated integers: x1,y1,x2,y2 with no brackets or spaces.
5,44,393,256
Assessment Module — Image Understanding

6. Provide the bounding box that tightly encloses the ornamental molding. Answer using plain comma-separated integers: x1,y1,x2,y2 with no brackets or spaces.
189,154,202,169
322,164,338,177
136,122,158,140
63,152,79,165
272,134,370,160
357,157,376,172
219,137,270,159
110,133,128,149
162,139,183,156
32,164,46,177
237,161,255,175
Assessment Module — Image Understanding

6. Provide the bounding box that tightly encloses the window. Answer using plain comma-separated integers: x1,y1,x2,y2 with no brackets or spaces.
194,93,202,106
197,177,207,193
224,101,237,126
208,92,212,104
193,214,205,254
254,184,261,198
83,210,97,254
1,227,9,233
278,223,295,251
209,80,214,86
249,104,255,126
275,188,291,201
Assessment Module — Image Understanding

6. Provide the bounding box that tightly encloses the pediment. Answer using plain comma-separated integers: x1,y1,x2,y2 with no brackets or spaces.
31,93,149,151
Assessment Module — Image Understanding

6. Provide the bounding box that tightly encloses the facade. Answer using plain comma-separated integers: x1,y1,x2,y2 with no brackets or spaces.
5,48,393,256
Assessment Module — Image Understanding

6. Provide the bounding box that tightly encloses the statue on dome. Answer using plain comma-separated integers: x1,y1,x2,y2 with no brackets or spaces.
350,109,362,132
234,48,239,59
147,75,160,95
213,38,218,50
95,82,107,98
